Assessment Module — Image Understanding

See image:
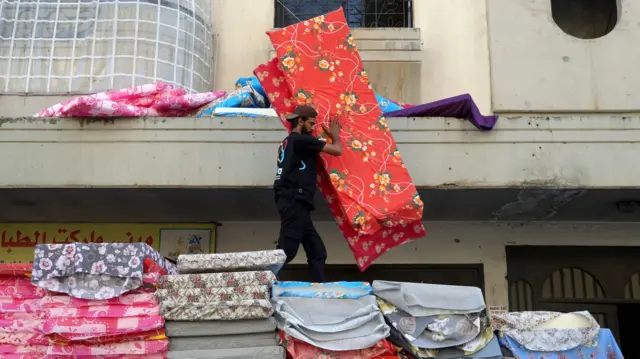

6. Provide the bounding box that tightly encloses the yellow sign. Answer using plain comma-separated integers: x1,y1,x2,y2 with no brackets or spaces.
0,223,216,263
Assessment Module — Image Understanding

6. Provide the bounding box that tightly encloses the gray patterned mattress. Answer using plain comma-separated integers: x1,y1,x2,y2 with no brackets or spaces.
165,318,277,337
169,332,278,351
166,346,285,359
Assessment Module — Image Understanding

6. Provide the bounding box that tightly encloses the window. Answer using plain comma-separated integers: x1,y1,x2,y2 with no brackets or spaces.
551,0,619,39
274,0,412,28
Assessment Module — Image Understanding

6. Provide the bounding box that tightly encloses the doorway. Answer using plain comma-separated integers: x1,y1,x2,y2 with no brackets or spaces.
506,246,640,354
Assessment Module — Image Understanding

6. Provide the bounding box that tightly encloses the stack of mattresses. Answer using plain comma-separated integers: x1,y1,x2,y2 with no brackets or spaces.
157,250,287,359
272,281,405,358
373,281,503,359
0,243,175,358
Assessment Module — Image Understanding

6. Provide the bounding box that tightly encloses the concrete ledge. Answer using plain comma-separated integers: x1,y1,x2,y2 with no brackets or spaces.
1,115,639,188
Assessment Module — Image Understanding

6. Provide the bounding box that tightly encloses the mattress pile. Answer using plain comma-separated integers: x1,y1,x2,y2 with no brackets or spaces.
373,281,502,359
0,243,176,358
157,249,287,359
493,311,623,359
255,7,426,271
272,280,405,358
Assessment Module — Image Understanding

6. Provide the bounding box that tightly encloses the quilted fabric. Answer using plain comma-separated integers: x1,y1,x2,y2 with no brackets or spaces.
157,271,277,290
177,250,286,274
159,299,274,321
155,286,270,303
256,9,426,270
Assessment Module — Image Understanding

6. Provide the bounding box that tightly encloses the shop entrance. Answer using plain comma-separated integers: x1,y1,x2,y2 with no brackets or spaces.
506,246,640,356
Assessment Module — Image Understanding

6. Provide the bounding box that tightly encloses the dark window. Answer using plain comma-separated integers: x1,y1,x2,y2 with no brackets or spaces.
551,0,619,39
274,0,412,28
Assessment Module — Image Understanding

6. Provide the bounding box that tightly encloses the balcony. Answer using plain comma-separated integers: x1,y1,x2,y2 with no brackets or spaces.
1,114,639,222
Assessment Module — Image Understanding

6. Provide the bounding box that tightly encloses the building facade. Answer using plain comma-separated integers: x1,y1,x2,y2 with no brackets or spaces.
1,0,639,349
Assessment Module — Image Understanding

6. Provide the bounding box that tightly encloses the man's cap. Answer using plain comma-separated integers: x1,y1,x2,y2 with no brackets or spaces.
286,105,318,122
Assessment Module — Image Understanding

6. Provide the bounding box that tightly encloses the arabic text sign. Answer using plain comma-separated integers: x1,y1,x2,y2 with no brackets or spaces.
0,223,216,263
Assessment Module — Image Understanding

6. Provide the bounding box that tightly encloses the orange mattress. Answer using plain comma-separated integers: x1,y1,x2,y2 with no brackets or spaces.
258,8,425,270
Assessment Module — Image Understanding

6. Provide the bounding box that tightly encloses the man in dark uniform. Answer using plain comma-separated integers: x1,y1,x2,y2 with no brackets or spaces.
274,105,343,282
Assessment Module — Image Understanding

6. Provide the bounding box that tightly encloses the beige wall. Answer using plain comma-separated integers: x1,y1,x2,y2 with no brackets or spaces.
2,115,639,188
210,0,492,113
413,0,492,113
488,0,640,112
211,1,274,93
217,221,640,309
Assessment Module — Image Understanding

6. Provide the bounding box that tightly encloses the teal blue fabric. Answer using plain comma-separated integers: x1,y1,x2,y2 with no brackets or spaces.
272,281,372,299
376,93,403,113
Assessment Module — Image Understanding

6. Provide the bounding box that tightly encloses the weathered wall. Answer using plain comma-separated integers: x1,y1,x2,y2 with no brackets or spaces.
1,115,639,188
488,0,640,112
216,220,640,309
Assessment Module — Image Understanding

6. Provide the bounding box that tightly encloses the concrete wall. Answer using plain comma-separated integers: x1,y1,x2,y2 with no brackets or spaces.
216,220,640,308
209,0,492,112
2,115,639,188
488,0,640,112
413,0,492,113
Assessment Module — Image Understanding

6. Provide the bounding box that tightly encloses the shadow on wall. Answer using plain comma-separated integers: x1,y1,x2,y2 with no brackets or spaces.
551,0,620,39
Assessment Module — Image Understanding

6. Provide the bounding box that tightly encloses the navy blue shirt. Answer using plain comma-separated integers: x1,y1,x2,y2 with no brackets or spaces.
274,132,326,209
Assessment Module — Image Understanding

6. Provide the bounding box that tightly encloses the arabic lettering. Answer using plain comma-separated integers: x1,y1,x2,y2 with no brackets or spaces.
1,229,155,248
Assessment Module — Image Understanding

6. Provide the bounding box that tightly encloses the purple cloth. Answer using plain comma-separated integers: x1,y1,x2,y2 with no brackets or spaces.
385,94,498,130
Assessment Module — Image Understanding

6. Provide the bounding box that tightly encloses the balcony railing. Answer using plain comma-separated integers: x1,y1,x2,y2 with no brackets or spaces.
274,0,412,28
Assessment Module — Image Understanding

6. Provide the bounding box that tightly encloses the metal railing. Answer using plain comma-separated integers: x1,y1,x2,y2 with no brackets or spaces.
275,0,412,28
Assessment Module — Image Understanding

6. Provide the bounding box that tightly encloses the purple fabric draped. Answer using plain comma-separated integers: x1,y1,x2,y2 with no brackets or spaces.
385,94,498,130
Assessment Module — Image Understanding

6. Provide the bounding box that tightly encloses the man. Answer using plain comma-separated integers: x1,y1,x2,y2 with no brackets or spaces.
274,105,343,282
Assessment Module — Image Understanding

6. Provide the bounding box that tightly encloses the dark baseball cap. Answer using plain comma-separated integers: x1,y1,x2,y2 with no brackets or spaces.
285,105,318,122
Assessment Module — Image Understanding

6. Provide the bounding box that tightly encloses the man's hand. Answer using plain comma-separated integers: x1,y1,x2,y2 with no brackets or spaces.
322,116,342,141
320,116,343,156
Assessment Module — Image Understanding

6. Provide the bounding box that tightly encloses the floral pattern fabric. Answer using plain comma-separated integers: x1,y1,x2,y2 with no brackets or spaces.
155,285,270,303
492,311,600,352
157,271,276,290
279,331,400,359
48,329,166,345
159,299,274,321
194,85,267,117
176,250,286,274
31,243,176,300
254,57,426,271
376,94,404,113
377,298,493,354
265,9,424,262
34,82,225,118
272,281,373,299
498,329,623,359
0,264,32,278
0,315,164,337
0,279,50,299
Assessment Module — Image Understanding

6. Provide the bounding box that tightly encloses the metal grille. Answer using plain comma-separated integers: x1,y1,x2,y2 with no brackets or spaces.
275,0,412,28
542,267,605,299
509,280,534,311
0,0,214,94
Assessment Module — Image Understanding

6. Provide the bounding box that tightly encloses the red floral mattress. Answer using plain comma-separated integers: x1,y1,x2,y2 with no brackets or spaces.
256,8,425,270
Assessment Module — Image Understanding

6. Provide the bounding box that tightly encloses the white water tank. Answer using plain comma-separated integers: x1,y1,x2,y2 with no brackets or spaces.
0,0,214,94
